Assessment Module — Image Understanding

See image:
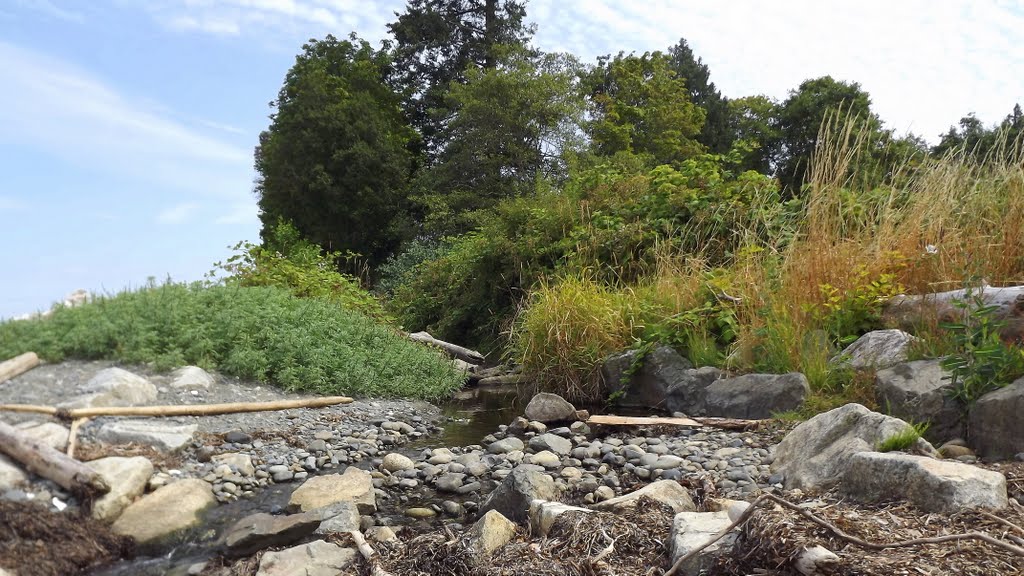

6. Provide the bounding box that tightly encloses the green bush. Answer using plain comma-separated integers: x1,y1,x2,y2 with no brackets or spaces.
0,282,463,399
211,220,388,320
374,238,452,298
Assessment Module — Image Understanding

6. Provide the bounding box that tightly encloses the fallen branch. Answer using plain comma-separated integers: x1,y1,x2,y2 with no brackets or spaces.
0,395,353,421
66,417,89,459
0,419,109,500
587,414,761,431
407,331,485,365
0,352,40,384
477,374,529,387
349,530,395,576
663,493,1024,576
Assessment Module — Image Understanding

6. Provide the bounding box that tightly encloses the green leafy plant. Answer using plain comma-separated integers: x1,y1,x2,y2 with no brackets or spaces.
876,421,930,452
809,268,904,346
940,284,1024,406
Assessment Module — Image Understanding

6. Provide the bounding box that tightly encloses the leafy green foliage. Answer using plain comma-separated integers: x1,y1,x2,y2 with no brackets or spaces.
255,35,417,268
211,220,388,320
374,238,452,298
877,422,929,452
932,104,1024,161
0,283,463,399
586,52,706,166
940,285,1024,406
809,269,904,346
666,38,733,154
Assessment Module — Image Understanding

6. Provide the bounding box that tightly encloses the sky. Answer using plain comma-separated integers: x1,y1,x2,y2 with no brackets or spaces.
1,0,1022,319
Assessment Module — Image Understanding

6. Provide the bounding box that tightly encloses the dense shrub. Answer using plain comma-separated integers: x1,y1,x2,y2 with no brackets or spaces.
0,283,463,399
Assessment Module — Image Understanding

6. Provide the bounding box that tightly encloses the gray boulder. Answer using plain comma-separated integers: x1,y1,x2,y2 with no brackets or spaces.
87,456,154,522
772,403,937,491
603,346,691,411
111,479,216,544
665,366,724,416
288,467,376,515
255,540,356,576
60,367,157,409
479,465,558,523
875,359,964,442
669,511,737,575
969,377,1024,460
832,329,917,370
704,372,809,418
842,451,1007,513
523,393,576,423
527,433,572,456
96,420,197,452
224,511,321,557
170,366,216,389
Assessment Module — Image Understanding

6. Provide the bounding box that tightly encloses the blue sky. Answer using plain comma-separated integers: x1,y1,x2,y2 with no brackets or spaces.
1,0,1022,319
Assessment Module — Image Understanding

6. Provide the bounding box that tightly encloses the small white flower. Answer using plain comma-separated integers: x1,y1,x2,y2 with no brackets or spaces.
924,244,938,255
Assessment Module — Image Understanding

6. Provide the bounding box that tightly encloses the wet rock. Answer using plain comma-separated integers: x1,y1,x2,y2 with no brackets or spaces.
96,420,197,451
468,510,517,556
435,473,466,492
87,456,154,522
224,430,252,444
170,366,216,389
405,507,436,519
704,373,809,419
479,465,558,523
772,403,937,491
842,452,1007,513
112,479,216,544
670,510,737,575
523,393,577,423
832,329,917,370
224,511,321,557
593,479,695,514
288,467,376,515
255,540,357,576
875,360,964,442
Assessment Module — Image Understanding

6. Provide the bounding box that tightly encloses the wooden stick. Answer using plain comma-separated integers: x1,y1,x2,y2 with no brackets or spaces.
407,331,485,365
66,417,89,459
477,374,529,387
0,395,353,420
349,530,395,576
0,352,40,384
587,414,761,430
0,419,109,499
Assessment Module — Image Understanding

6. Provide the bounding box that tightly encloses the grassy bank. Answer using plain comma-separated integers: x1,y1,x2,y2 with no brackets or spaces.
0,282,463,400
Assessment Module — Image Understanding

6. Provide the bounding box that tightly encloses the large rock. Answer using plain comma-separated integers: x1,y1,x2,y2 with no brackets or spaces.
529,500,591,537
14,421,70,451
255,540,357,576
60,367,157,409
212,453,255,476
832,329,917,370
842,452,1007,513
87,456,154,522
969,377,1024,459
170,366,215,389
313,501,361,535
288,467,376,515
704,373,809,419
224,511,321,557
524,393,576,423
479,465,558,523
0,455,27,490
111,479,215,544
592,479,696,514
875,360,964,442
527,433,572,455
670,510,737,575
96,420,197,451
468,510,517,556
772,403,937,491
603,347,691,411
665,367,724,415
381,453,415,473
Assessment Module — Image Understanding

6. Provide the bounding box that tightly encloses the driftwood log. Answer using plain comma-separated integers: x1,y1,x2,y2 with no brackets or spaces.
0,352,40,384
586,414,761,431
884,283,1024,343
407,331,485,365
0,419,109,499
477,374,529,387
0,395,354,421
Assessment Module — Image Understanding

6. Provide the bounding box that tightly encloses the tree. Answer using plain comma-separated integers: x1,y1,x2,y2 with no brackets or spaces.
932,104,1023,161
415,49,587,235
666,38,732,154
386,0,531,158
773,76,879,193
255,35,418,268
727,95,781,173
587,52,706,166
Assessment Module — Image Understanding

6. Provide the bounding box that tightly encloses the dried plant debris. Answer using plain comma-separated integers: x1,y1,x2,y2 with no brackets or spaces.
717,491,1024,576
372,497,674,576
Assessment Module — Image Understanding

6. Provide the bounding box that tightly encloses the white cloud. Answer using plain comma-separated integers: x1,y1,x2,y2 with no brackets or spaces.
0,195,29,213
0,41,252,198
530,0,1024,142
15,0,83,22
215,202,259,225
157,202,200,224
